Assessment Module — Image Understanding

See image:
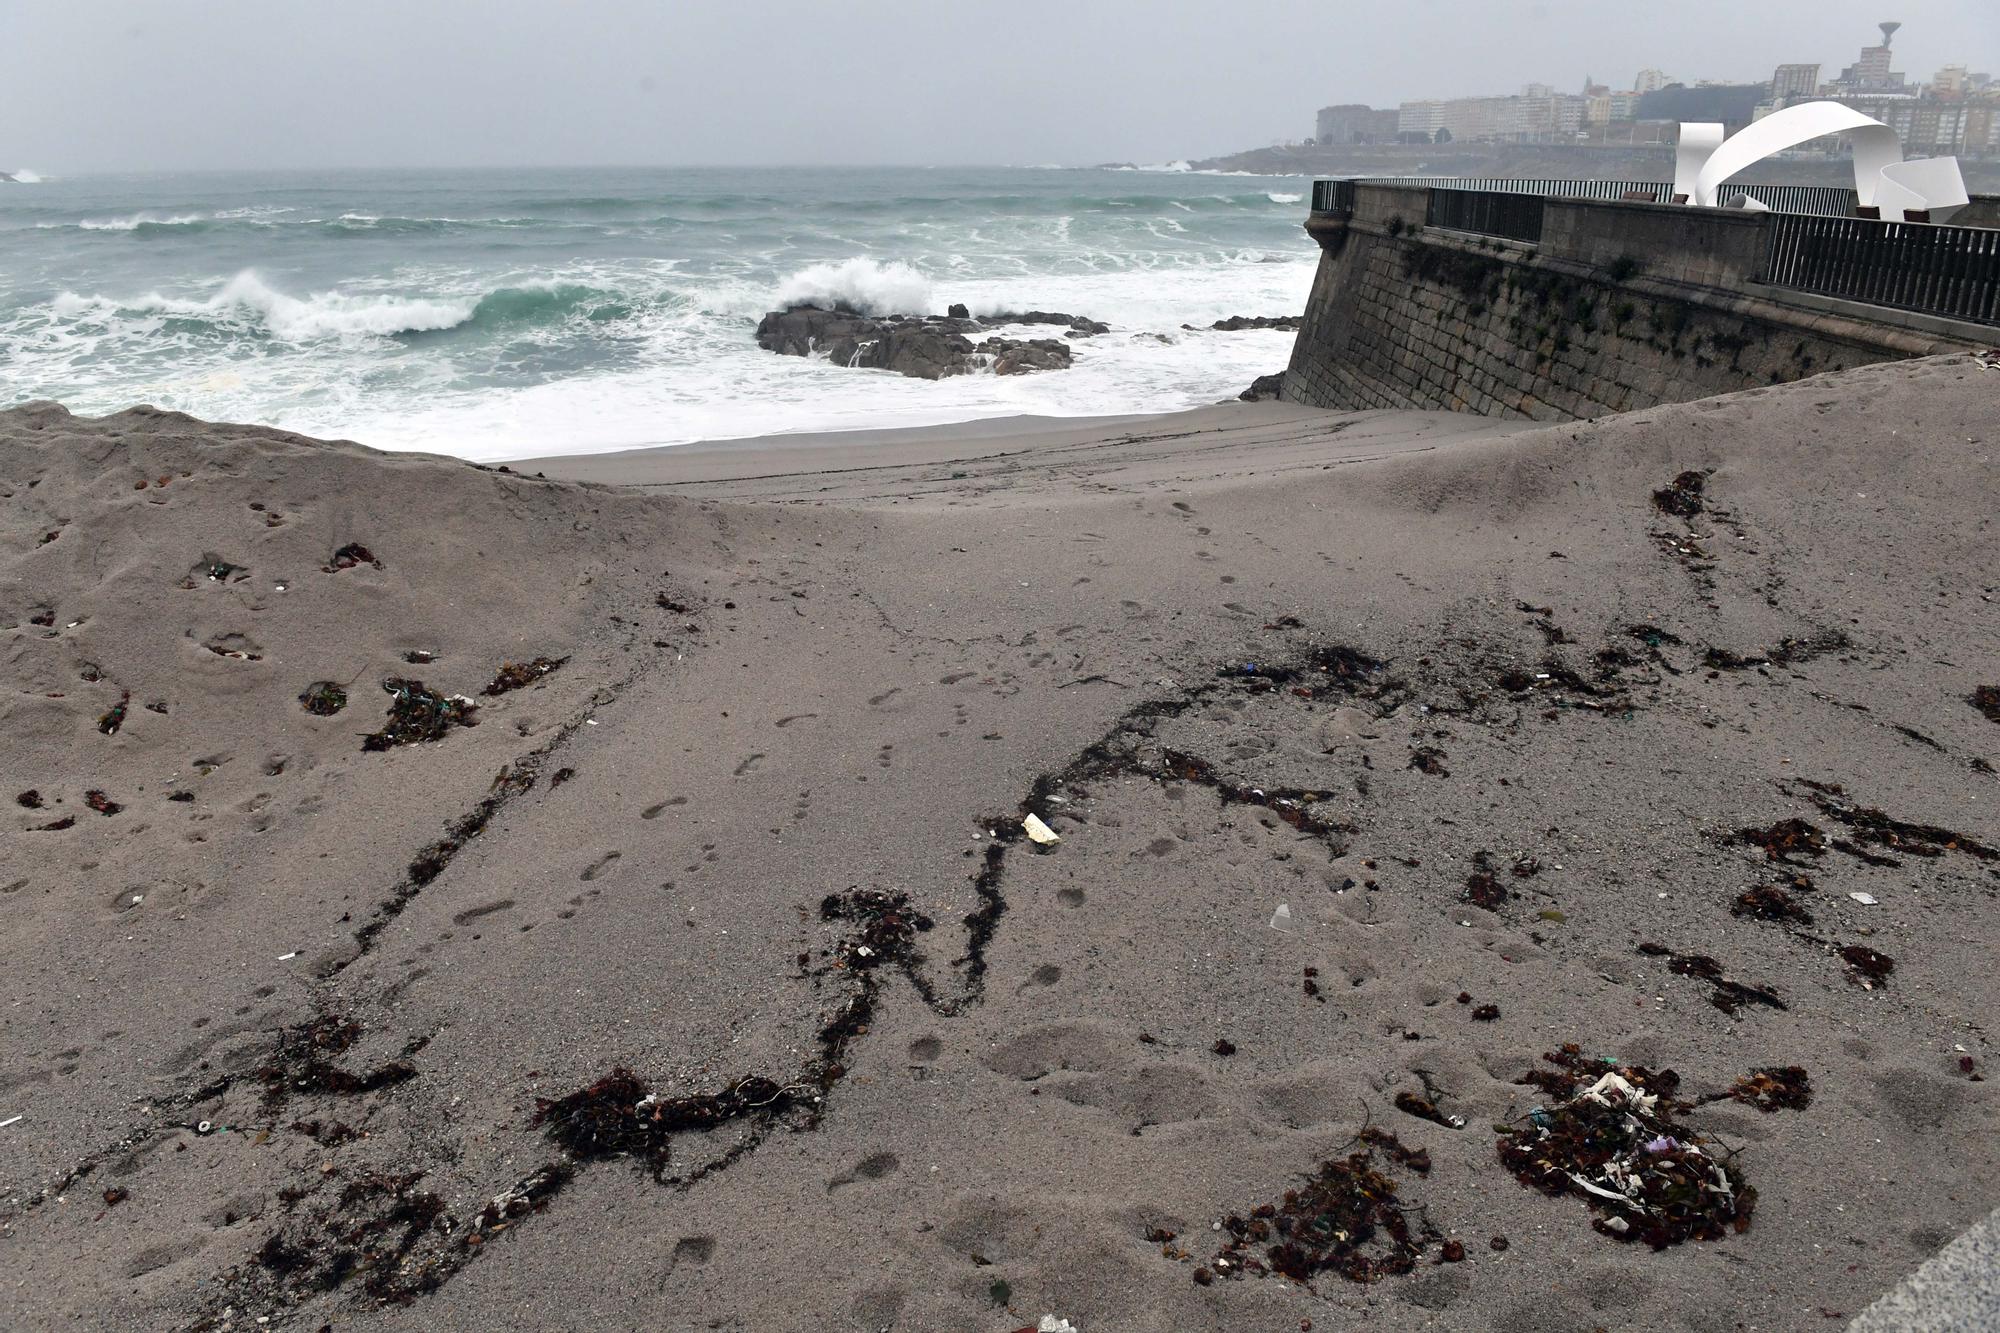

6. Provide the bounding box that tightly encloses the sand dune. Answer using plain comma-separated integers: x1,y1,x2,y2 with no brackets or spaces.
3,358,1997,1331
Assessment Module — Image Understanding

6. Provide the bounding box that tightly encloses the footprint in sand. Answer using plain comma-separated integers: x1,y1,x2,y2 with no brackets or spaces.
909,1036,943,1063
868,687,901,706
641,796,687,820
580,852,620,882
733,753,764,777
452,899,514,926
826,1151,901,1193
1057,887,1086,907
659,1235,715,1285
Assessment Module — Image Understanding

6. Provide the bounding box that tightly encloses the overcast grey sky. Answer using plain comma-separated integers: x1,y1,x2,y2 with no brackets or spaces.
4,1,1996,171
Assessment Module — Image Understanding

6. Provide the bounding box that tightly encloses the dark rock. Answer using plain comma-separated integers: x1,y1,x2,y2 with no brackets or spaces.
1239,372,1287,402
754,306,975,381
754,305,1082,380
976,338,1072,375
984,310,1110,336
947,303,970,319
1212,315,1303,331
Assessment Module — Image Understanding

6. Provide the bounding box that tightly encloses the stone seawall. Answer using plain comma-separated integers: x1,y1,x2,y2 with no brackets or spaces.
1283,183,1989,420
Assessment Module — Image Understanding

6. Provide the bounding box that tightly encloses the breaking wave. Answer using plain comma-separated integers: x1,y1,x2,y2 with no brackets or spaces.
75,213,211,232
48,273,634,343
774,258,933,316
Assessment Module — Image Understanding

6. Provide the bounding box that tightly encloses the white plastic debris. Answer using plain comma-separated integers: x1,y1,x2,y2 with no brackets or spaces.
0,1114,22,1129
278,951,298,961
1022,813,1061,846
1038,1319,1081,1333
1268,903,1296,934
1848,891,1879,905
1578,1071,1659,1116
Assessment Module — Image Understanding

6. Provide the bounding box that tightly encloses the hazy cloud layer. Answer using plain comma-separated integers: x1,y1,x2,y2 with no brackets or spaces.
4,0,1995,171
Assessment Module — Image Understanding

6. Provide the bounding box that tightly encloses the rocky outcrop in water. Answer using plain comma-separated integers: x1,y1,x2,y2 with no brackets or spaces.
1207,315,1303,331
754,306,1084,380
1239,372,1286,401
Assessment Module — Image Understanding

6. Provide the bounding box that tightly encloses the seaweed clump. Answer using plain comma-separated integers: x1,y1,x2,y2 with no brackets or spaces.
362,678,477,752
1200,1133,1440,1287
1651,470,1708,518
1731,882,1813,924
1637,943,1785,1014
1971,686,2000,724
1840,944,1895,989
1801,782,1997,863
250,1169,450,1304
532,1069,794,1174
323,543,381,572
1734,817,1826,865
482,656,568,697
1498,1045,1755,1248
299,681,348,716
1716,1066,1812,1113
255,1015,419,1109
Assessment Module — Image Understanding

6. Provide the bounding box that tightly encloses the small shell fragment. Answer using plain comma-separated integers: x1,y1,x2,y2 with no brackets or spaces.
1023,813,1061,845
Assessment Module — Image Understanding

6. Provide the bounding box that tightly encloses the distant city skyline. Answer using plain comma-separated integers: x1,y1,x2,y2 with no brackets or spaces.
2,2,1996,171
1312,19,1999,157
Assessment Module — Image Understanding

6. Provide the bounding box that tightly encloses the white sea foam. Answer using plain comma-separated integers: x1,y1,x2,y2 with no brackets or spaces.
1267,192,1303,204
73,213,208,231
55,272,477,341
8,168,44,183
773,257,933,315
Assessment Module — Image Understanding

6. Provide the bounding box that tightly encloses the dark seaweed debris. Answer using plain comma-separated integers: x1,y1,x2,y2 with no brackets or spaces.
1637,943,1786,1014
1464,868,1509,911
1204,1138,1441,1287
1394,1091,1463,1129
362,679,477,751
533,887,923,1183
532,1069,794,1172
1651,470,1708,518
1840,944,1895,989
17,790,43,809
250,1169,451,1304
1498,1045,1755,1249
1719,1067,1812,1113
1735,818,1827,865
98,694,129,736
255,1015,419,1109
299,681,348,716
1970,686,2000,724
323,543,381,572
1801,782,1997,863
482,656,568,697
1409,746,1450,777
1732,883,1814,924
84,790,121,816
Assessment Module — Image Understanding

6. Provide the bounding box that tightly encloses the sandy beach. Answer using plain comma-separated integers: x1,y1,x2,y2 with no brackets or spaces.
4,357,1998,1331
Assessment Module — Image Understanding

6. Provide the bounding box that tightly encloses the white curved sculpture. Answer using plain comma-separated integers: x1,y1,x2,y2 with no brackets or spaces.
1678,101,1967,222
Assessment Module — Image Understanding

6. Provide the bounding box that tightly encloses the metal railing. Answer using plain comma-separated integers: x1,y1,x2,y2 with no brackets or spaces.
1309,176,1858,217
1310,178,1358,214
1764,213,2000,325
1425,187,1547,243
1720,183,1857,215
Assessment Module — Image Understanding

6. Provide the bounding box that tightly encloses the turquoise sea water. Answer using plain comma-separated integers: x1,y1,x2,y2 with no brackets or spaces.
0,166,1316,460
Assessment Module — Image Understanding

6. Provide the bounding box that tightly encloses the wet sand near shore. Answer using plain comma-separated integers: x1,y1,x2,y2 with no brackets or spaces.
3,359,1996,1332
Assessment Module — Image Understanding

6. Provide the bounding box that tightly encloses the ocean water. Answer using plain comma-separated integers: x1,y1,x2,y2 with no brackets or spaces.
0,166,1316,461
